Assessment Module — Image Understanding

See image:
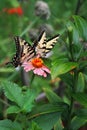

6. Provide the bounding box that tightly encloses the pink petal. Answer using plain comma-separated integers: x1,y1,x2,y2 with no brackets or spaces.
42,66,50,74
22,61,28,66
43,71,47,77
33,68,44,76
33,68,47,77
22,62,34,72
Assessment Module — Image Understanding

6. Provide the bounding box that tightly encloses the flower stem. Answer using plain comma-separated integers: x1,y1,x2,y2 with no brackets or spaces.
0,98,10,106
30,73,35,86
75,0,84,15
20,17,39,37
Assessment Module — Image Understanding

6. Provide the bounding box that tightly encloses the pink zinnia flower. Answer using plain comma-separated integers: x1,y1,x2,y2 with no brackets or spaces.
22,58,50,77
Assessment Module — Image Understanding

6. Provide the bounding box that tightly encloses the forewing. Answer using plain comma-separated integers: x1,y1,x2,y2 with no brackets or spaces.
35,33,60,57
14,36,31,55
13,37,35,66
44,34,60,54
34,31,47,57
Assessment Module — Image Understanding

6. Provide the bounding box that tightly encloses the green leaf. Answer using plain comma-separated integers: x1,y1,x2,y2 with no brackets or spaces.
29,103,68,119
1,81,37,113
0,119,22,130
76,108,87,120
66,21,79,44
30,122,42,130
1,81,23,107
6,106,21,114
54,118,64,130
70,116,87,130
59,73,73,87
79,60,87,70
43,88,62,103
34,112,61,130
76,72,85,92
73,93,87,107
51,61,78,79
22,89,36,113
73,15,87,41
72,24,80,44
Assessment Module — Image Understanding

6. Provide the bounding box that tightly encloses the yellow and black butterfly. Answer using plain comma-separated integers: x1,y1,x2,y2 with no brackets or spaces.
7,31,60,67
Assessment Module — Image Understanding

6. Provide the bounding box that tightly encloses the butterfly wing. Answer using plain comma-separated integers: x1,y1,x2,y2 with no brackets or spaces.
11,36,35,67
34,31,60,57
44,34,60,54
6,32,60,67
32,31,46,57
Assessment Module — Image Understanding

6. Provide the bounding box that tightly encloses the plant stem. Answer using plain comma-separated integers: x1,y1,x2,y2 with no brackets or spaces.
68,30,75,62
7,71,18,81
69,43,74,62
75,0,84,15
30,73,35,87
0,98,10,106
66,69,78,130
20,17,39,37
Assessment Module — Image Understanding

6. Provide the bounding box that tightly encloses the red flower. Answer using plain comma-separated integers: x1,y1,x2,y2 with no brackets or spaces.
3,6,23,16
16,6,23,15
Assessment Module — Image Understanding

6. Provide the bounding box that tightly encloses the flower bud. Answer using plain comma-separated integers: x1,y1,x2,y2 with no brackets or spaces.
38,24,54,36
29,29,38,41
35,0,51,20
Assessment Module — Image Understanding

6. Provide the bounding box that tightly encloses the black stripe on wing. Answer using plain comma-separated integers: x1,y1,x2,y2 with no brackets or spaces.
35,33,60,57
14,36,21,55
32,31,46,48
45,34,60,51
12,36,33,67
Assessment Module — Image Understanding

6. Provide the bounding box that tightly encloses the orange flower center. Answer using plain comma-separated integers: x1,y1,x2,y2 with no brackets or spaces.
31,58,43,68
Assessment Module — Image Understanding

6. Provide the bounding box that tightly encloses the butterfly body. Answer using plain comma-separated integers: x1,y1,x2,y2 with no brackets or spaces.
7,31,60,67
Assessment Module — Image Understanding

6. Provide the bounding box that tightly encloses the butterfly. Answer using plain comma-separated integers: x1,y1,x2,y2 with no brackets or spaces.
7,31,60,67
